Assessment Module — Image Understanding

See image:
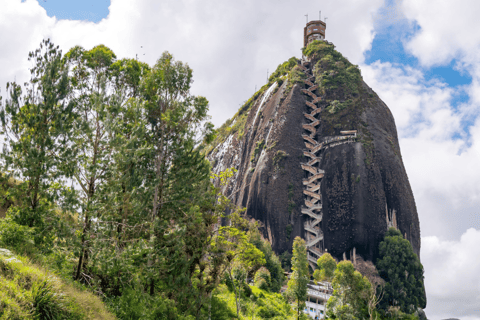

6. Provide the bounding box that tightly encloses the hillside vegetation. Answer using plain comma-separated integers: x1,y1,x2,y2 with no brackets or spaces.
0,39,296,319
0,249,115,320
0,38,425,319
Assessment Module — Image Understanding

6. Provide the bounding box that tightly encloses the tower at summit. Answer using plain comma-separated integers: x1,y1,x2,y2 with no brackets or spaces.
304,20,326,47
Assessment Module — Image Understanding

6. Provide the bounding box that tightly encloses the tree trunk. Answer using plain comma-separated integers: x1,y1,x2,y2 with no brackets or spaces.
208,292,212,320
75,210,90,280
229,271,240,318
297,298,300,320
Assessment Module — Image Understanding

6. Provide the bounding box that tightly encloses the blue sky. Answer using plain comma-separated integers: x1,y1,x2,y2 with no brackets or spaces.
366,26,471,88
37,0,110,22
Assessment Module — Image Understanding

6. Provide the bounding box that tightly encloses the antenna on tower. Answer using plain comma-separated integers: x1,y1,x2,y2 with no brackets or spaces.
319,11,321,20
305,14,308,23
325,17,328,24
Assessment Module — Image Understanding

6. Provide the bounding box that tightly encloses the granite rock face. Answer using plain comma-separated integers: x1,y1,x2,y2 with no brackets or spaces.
207,42,420,265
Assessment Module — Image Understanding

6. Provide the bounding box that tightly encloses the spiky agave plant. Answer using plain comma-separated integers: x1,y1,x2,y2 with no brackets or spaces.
31,279,65,320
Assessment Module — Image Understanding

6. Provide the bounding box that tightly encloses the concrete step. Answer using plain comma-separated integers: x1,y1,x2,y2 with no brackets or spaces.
307,157,321,166
301,164,318,175
301,89,318,100
303,173,324,185
305,199,319,208
310,108,322,116
302,134,317,145
307,183,320,192
304,113,317,122
302,207,322,220
303,189,321,200
302,124,316,135
305,224,319,236
306,234,324,248
306,101,318,109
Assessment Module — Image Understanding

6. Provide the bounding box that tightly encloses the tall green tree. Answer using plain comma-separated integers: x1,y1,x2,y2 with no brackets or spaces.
65,44,120,280
326,260,371,320
85,66,151,296
140,51,218,315
375,228,426,314
0,39,76,247
287,236,309,320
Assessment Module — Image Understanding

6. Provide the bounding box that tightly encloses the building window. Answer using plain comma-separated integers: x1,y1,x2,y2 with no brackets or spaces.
314,29,318,31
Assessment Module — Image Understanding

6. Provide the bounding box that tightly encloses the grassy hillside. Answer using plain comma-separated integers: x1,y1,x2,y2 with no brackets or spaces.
0,248,116,320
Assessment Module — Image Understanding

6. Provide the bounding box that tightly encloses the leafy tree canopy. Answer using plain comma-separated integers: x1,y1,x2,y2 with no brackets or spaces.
313,252,336,283
376,228,427,313
326,260,371,320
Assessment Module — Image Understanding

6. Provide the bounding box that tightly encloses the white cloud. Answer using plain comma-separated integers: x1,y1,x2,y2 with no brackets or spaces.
401,0,480,68
362,58,480,319
422,229,480,319
2,0,480,318
0,0,384,127
362,61,480,240
0,1,54,95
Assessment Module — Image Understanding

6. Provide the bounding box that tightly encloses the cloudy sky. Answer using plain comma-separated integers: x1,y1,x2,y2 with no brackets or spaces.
1,0,479,318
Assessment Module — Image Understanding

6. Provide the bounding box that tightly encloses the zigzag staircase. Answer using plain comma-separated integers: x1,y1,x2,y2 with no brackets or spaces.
298,61,357,268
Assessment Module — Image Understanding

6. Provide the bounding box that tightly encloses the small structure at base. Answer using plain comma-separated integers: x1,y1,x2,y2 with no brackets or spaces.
304,281,332,319
282,272,333,320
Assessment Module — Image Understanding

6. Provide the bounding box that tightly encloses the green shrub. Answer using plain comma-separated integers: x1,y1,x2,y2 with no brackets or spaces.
273,150,288,167
285,224,293,240
254,267,271,291
251,140,266,163
0,215,35,255
256,305,280,318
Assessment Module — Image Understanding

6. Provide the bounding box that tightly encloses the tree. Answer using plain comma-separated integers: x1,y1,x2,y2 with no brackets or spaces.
326,261,371,320
248,221,285,292
313,252,336,283
254,266,271,291
313,252,337,319
65,44,120,281
287,236,309,320
212,216,265,318
0,39,76,247
367,284,383,320
140,51,216,300
375,228,426,314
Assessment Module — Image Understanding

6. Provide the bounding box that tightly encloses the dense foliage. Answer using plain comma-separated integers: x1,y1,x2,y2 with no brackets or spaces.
0,249,115,319
0,40,293,320
0,39,428,320
326,260,371,319
376,228,427,314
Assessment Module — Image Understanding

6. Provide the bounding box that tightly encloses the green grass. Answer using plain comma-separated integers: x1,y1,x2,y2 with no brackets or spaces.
214,283,303,320
0,249,116,320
